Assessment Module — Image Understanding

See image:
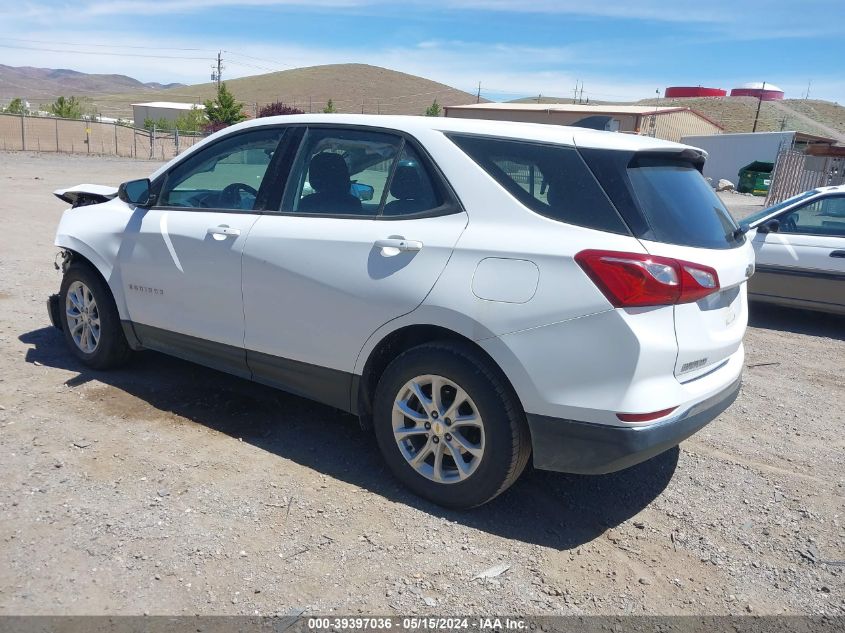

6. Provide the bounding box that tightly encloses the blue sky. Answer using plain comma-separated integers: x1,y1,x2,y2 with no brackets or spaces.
2,0,843,103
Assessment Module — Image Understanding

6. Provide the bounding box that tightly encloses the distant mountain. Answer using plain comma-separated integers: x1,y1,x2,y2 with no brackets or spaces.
0,64,185,102
89,63,484,118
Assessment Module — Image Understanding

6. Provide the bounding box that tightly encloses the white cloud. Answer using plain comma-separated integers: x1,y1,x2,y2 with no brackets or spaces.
1,1,841,104
4,0,832,29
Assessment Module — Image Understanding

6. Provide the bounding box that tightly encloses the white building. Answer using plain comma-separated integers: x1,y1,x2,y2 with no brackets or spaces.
131,101,204,126
680,131,837,185
444,103,723,142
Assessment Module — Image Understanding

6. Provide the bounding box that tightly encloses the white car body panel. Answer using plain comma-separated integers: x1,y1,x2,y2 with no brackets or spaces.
242,211,468,373
753,230,845,269
55,197,134,318
638,239,752,381
117,209,260,350
745,185,845,314
50,114,748,476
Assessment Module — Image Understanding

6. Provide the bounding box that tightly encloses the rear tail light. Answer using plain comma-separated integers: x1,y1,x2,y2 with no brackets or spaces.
575,249,720,308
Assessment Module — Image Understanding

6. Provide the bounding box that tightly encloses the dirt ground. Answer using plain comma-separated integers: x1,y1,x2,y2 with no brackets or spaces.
0,152,842,617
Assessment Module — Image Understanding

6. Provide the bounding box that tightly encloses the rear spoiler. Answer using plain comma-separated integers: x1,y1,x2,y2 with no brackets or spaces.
53,184,119,207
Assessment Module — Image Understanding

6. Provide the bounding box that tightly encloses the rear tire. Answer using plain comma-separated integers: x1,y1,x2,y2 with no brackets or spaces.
59,263,131,369
373,341,531,508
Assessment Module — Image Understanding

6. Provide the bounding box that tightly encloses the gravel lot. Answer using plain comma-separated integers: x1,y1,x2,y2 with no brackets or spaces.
0,152,842,616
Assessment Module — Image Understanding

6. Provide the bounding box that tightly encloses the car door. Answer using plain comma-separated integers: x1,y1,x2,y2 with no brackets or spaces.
751,194,845,311
118,126,288,376
241,126,468,409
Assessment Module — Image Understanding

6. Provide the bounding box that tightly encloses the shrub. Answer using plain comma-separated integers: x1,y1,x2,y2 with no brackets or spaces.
50,96,86,119
258,101,305,117
425,99,442,117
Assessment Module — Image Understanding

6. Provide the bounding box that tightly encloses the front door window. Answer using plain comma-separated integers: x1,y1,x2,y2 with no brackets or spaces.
158,127,285,211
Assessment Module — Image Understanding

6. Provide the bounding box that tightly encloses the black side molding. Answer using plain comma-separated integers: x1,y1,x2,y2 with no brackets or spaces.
121,321,355,413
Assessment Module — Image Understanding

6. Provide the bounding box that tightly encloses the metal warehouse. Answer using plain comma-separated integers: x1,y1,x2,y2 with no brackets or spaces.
131,101,204,126
679,130,838,186
443,103,723,142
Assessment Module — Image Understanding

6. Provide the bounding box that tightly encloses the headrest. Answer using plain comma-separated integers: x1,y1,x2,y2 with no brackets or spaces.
390,162,424,200
309,152,350,194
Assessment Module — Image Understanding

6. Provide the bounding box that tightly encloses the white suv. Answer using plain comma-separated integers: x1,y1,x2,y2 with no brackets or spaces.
48,115,753,508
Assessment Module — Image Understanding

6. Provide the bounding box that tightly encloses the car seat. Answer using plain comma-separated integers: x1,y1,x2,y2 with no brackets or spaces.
299,152,362,214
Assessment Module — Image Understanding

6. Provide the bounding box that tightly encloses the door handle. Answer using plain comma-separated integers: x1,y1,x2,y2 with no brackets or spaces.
207,226,241,237
374,238,423,252
830,250,845,258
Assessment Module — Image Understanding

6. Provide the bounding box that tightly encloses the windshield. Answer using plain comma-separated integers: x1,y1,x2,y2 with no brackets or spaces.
741,190,819,226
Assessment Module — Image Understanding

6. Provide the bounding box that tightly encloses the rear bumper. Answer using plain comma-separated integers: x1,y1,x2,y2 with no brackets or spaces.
527,375,741,474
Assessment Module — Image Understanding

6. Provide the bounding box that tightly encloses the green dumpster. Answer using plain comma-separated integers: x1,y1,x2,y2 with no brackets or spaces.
737,161,774,196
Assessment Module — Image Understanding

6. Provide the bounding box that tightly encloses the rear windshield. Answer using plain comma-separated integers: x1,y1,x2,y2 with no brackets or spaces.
627,157,743,249
580,150,744,250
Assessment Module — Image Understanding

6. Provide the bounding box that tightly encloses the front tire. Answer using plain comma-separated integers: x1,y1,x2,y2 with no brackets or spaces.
59,263,131,369
373,342,530,508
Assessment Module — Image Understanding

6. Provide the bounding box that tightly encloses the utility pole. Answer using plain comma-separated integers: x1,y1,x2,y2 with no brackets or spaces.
573,80,579,104
211,51,223,90
578,83,584,104
476,82,481,104
752,80,766,133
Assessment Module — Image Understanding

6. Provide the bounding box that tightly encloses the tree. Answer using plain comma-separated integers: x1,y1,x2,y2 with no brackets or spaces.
258,101,305,117
4,97,27,115
322,99,337,114
143,117,172,131
425,99,442,117
50,96,84,119
174,106,207,133
203,83,246,127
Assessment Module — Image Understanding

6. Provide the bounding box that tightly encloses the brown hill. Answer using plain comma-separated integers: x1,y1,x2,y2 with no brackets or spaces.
635,97,845,140
0,64,183,103
509,94,845,141
85,63,482,119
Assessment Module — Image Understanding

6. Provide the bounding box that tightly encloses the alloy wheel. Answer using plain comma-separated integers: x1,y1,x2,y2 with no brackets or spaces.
392,374,485,483
65,281,101,354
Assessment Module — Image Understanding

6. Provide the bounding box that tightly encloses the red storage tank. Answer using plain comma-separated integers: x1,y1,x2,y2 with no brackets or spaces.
665,86,727,98
729,82,784,100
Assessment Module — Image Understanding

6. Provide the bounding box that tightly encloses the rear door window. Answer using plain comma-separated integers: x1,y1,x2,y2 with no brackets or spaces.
449,134,630,234
282,128,402,217
381,145,443,217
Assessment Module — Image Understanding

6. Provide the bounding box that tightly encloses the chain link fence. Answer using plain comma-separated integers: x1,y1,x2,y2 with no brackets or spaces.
0,113,206,160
